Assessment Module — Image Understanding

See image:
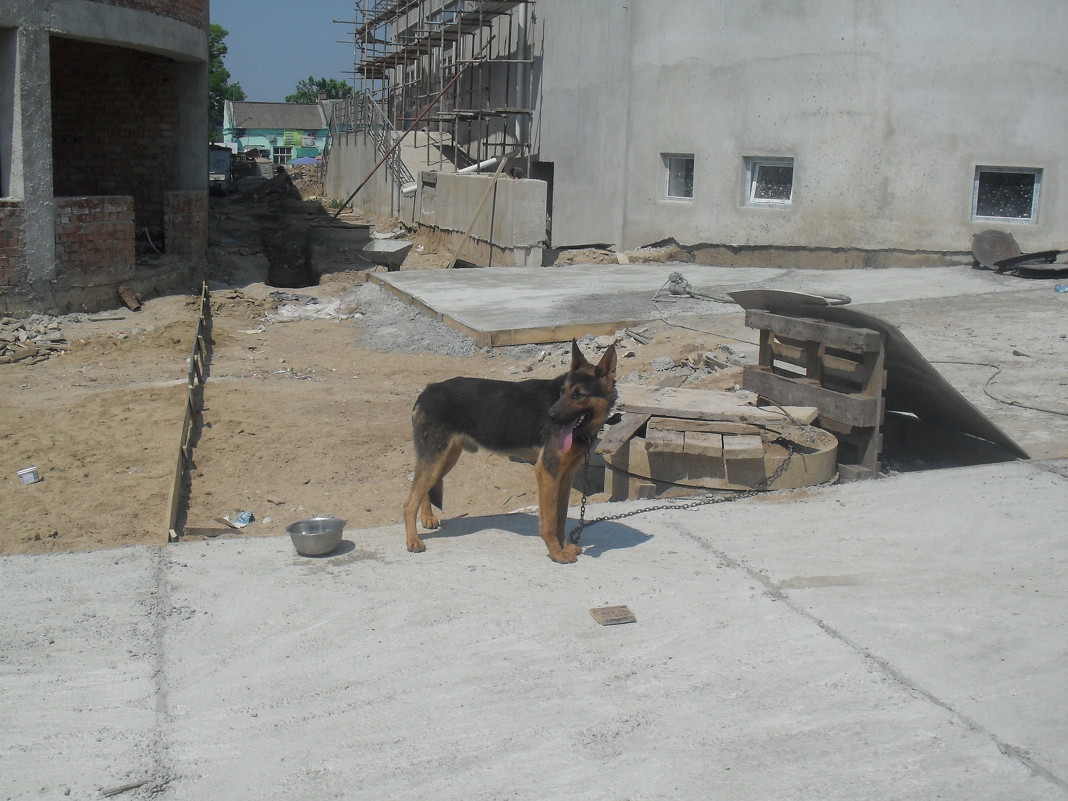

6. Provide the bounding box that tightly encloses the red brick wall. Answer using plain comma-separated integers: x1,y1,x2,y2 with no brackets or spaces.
50,37,180,237
54,196,136,280
165,190,208,264
0,201,26,288
85,0,209,29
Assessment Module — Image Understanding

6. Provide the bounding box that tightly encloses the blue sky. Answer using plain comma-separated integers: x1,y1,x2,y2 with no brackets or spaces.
211,0,358,102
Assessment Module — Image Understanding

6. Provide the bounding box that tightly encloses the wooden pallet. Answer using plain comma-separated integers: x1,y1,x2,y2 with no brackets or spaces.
742,308,886,479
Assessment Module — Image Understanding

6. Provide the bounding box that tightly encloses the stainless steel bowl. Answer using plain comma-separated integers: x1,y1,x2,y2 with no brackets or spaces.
286,516,346,556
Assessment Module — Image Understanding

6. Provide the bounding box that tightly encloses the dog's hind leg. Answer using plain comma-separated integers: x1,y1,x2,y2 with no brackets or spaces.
404,440,463,553
420,440,462,529
404,461,434,553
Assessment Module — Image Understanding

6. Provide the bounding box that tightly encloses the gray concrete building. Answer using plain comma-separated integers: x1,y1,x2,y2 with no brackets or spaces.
328,0,1066,266
1,0,209,314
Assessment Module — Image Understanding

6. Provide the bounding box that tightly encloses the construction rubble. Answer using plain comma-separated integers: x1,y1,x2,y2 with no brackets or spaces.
0,316,68,364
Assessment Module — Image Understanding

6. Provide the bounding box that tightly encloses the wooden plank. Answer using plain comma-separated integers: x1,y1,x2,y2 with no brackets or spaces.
838,464,879,482
743,366,881,427
596,412,650,456
808,340,825,382
770,338,806,366
683,431,723,457
818,416,857,435
647,417,760,436
822,351,865,385
634,445,725,487
645,426,685,453
167,392,195,541
860,346,887,398
723,434,764,460
746,309,882,352
440,313,492,347
604,426,837,495
605,449,632,501
165,445,185,541
616,384,818,425
758,327,773,367
180,527,233,538
167,281,211,542
486,319,649,348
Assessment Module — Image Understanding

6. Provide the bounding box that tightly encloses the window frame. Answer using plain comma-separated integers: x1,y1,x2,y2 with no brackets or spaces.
272,146,293,165
972,166,1042,224
744,156,795,207
663,152,695,201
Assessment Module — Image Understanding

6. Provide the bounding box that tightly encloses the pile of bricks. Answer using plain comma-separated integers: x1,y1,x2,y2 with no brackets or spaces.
0,317,68,365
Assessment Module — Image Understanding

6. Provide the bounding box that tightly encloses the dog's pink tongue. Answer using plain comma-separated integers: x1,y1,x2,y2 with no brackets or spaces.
559,419,578,452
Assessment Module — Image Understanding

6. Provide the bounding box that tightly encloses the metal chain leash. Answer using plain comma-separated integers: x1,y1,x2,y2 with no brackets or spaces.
566,443,797,545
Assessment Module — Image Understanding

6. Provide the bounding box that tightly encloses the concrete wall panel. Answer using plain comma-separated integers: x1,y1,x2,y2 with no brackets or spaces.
414,171,547,267
537,0,1068,257
323,131,415,222
536,0,631,247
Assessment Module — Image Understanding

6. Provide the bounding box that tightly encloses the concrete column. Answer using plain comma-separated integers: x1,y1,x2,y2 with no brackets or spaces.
0,29,15,199
176,58,208,190
7,27,56,283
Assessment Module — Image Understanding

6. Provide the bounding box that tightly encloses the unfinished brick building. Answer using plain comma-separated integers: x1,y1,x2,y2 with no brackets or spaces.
0,0,209,314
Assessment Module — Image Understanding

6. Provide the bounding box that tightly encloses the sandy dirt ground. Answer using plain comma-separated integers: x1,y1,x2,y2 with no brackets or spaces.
0,181,744,556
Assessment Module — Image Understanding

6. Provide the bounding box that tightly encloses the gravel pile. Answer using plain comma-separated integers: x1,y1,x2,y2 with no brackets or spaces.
347,282,480,357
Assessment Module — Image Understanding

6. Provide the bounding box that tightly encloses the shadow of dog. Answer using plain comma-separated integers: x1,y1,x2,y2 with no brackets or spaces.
423,512,652,558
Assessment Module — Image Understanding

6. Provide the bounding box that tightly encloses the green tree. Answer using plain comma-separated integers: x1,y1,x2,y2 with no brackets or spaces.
209,24,245,138
285,76,352,104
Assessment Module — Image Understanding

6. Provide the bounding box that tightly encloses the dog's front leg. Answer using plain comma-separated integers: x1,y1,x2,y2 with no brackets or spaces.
535,456,581,564
555,457,584,544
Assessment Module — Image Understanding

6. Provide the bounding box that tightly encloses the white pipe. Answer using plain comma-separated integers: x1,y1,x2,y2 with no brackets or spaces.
401,156,506,197
455,156,501,175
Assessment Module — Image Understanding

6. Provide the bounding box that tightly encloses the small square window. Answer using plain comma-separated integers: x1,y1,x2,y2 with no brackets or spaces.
973,166,1041,223
664,153,694,200
745,157,794,206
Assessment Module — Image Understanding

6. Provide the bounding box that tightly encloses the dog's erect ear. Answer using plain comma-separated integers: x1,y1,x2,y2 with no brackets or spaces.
569,339,590,372
595,344,617,383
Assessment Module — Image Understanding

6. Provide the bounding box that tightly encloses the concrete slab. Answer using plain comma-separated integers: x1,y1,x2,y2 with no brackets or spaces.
0,548,163,798
373,263,1038,345
2,460,1065,800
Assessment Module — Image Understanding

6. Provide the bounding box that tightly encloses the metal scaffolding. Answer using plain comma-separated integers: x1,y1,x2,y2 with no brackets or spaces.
340,0,536,177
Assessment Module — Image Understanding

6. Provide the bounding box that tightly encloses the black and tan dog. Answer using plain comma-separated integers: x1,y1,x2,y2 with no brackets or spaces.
404,341,617,563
